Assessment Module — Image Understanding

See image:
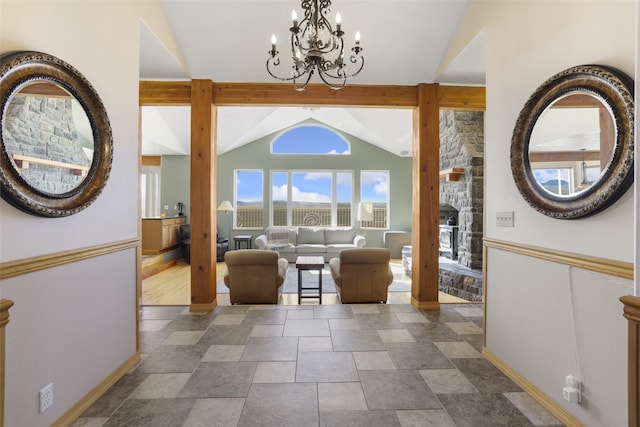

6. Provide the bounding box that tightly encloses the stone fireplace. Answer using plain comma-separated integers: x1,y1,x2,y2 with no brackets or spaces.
438,110,484,301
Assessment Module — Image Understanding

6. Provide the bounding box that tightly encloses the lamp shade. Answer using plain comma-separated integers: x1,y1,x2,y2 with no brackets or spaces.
217,200,234,212
357,202,373,222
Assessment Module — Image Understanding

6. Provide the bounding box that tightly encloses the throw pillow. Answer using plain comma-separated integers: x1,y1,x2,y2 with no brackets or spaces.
266,227,290,244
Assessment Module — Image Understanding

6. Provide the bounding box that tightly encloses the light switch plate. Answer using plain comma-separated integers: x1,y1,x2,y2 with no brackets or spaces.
496,211,514,227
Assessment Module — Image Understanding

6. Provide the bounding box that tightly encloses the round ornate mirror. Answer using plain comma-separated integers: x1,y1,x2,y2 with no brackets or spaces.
511,65,634,219
0,51,113,217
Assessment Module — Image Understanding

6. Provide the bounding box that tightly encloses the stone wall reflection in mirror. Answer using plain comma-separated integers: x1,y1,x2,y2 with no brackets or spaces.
528,91,614,197
3,81,94,194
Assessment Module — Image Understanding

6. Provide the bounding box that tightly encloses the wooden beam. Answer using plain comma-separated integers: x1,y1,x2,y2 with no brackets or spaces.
211,82,418,107
411,83,440,310
621,295,640,427
139,81,191,106
189,80,217,312
439,85,486,110
0,299,14,427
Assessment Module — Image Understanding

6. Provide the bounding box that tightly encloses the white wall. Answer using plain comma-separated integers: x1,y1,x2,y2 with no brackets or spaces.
469,1,637,426
0,1,176,425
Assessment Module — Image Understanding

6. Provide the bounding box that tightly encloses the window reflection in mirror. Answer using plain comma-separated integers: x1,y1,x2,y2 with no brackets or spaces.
528,91,614,197
2,80,94,195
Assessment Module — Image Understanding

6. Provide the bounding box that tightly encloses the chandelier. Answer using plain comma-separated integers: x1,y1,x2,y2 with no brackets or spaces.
267,0,364,91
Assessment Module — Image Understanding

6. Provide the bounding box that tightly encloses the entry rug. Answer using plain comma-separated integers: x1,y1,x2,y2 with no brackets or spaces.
216,266,411,294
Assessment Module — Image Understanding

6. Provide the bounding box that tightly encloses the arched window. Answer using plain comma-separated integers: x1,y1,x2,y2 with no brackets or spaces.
271,125,350,155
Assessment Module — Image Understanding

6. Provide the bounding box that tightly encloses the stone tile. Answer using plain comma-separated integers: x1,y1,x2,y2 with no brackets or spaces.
313,304,355,319
359,370,441,410
433,341,481,358
197,325,253,345
419,368,478,394
162,331,204,346
102,398,195,427
70,418,109,427
253,361,297,383
139,319,172,332
453,358,522,393
182,398,245,427
212,314,246,325
453,306,484,317
328,318,360,330
394,312,430,323
353,351,396,370
462,334,484,352
297,351,359,382
240,336,299,361
318,382,368,411
385,342,454,370
422,306,467,322
250,324,284,337
405,323,463,343
129,373,191,399
395,409,456,427
377,329,416,343
283,318,330,336
138,345,209,373
164,314,214,332
201,345,245,362
378,304,417,313
79,370,148,417
239,383,318,426
320,410,401,426
438,393,533,427
331,329,386,352
350,304,381,314
242,309,287,325
503,392,563,425
299,336,333,352
138,330,173,356
356,313,405,329
179,362,257,398
445,321,483,335
139,306,185,320
219,305,252,314
286,309,314,319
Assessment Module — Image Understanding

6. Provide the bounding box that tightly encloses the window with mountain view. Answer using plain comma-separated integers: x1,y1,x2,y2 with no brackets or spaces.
235,169,263,229
360,170,389,229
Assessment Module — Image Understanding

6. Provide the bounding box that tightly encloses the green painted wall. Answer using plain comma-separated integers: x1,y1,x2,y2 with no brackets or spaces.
160,155,190,218
217,122,412,248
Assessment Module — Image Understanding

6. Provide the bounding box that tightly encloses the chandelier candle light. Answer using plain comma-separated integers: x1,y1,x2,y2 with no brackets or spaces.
267,0,364,91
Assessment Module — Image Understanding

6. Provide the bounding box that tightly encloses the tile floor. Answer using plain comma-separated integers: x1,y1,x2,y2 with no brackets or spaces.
72,302,563,426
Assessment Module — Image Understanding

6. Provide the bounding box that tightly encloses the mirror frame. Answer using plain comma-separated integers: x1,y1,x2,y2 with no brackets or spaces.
0,51,113,217
511,65,634,219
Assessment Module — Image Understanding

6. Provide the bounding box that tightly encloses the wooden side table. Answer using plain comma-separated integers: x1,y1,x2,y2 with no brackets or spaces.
233,235,252,250
295,256,325,304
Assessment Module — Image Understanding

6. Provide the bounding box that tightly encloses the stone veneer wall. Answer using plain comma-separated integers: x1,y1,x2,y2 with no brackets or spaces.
439,110,484,270
4,95,90,194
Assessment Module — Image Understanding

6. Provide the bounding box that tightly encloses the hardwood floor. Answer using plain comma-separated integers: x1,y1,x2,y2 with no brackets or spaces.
141,259,469,306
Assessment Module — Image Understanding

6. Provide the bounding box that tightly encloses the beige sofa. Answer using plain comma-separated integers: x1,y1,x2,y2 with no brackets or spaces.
223,250,289,304
328,248,394,303
255,226,366,262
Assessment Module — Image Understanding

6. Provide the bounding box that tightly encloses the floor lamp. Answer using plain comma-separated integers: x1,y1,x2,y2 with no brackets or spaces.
217,200,234,240
357,202,373,246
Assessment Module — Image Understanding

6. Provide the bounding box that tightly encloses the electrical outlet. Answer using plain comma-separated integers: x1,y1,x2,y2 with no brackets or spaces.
40,383,53,413
496,211,514,227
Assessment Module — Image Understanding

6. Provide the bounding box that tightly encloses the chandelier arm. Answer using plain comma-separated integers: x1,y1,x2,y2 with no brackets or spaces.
266,58,308,82
317,69,347,90
293,68,315,91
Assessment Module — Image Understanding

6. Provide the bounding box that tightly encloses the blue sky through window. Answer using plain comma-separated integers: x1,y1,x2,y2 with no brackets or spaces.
272,125,350,155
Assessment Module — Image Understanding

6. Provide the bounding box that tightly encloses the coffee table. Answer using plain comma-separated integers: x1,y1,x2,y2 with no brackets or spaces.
295,256,324,304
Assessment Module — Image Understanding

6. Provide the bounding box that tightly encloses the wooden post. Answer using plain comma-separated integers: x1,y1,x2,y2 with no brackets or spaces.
411,84,440,310
1,299,15,427
189,80,218,312
621,295,640,427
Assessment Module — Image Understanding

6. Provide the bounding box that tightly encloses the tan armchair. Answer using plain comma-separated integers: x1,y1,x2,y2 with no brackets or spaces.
223,250,289,304
328,248,394,303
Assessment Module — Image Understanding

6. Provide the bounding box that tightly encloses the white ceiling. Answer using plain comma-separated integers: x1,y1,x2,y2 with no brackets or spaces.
140,0,485,156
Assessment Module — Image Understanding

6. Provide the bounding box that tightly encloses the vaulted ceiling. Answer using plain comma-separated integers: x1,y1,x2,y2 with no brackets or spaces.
140,0,485,157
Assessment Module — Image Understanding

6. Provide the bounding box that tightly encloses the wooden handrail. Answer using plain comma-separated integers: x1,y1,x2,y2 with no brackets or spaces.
621,295,640,427
1,299,15,427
